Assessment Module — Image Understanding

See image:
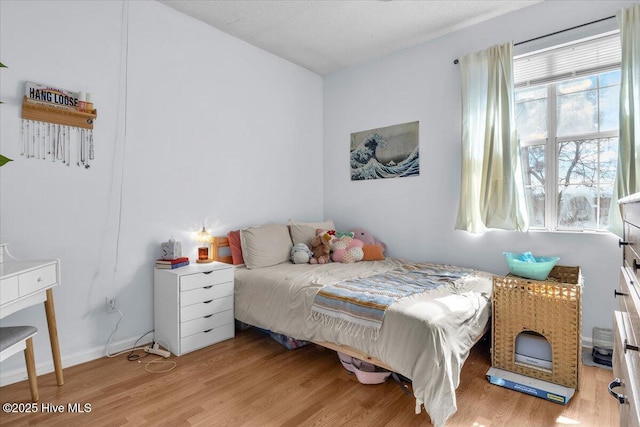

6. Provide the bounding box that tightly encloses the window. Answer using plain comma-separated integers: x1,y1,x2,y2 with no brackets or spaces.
514,32,621,231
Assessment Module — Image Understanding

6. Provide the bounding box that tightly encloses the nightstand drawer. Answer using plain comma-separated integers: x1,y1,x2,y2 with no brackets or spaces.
180,281,233,307
181,295,233,322
180,268,234,292
180,309,234,337
19,264,56,296
180,323,234,354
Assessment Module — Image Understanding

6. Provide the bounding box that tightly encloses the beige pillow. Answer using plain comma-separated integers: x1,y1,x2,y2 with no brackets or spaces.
289,219,336,246
240,224,293,269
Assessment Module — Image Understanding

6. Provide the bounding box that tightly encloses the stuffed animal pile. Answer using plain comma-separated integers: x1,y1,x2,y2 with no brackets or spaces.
290,227,386,265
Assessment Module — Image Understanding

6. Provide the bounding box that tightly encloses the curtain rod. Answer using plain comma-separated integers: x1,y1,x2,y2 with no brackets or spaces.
453,15,616,64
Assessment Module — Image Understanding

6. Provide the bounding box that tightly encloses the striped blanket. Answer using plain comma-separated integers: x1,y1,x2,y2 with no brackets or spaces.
309,263,472,339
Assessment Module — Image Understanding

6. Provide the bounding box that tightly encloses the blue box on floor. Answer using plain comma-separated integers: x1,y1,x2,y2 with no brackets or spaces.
486,367,575,405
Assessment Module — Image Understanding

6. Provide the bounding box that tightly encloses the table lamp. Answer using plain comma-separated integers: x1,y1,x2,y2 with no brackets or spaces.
196,226,213,263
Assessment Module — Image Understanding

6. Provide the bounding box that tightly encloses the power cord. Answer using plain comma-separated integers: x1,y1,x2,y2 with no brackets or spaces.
107,328,176,373
139,356,176,373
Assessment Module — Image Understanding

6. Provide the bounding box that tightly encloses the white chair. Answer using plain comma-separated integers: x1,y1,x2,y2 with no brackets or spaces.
0,326,39,401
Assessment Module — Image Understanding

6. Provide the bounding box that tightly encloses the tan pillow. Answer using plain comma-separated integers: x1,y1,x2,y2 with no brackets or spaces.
289,219,335,246
362,244,385,261
240,224,293,269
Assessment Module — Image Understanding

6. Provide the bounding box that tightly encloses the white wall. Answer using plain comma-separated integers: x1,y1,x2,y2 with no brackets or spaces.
0,0,322,382
323,0,635,345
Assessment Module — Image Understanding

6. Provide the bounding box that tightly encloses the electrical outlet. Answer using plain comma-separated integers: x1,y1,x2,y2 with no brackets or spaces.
106,297,117,314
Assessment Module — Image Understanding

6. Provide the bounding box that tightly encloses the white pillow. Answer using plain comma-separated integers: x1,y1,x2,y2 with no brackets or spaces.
240,224,293,269
289,219,336,246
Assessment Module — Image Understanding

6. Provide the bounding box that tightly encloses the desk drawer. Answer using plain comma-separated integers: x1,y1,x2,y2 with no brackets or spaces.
0,276,19,305
180,323,234,354
19,264,56,296
180,295,233,322
180,268,233,292
180,281,233,307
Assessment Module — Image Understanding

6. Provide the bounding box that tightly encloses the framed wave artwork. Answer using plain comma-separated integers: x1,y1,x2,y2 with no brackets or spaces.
350,121,419,181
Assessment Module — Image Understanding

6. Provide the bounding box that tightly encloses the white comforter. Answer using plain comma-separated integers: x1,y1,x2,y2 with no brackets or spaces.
234,258,492,427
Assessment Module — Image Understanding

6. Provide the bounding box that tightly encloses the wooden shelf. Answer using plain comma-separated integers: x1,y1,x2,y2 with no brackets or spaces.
21,96,97,129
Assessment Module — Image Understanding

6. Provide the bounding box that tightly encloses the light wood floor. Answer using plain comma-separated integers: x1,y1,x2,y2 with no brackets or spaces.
0,328,618,426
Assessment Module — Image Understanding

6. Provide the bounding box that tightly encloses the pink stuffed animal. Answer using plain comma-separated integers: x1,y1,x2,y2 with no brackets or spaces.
349,227,387,252
331,235,364,263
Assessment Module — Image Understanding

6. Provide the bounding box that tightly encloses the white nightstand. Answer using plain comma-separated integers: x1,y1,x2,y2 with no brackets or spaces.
154,261,234,356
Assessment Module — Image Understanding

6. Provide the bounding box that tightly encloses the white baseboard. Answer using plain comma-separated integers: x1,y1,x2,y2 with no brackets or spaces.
0,335,146,387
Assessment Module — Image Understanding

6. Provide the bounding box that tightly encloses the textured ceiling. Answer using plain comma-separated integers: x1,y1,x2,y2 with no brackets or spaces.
158,0,542,75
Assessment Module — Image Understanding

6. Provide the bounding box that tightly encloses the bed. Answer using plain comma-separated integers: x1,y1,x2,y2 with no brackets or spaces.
214,224,493,427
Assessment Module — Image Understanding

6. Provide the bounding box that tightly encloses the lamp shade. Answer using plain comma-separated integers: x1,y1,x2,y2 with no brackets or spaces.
196,227,212,244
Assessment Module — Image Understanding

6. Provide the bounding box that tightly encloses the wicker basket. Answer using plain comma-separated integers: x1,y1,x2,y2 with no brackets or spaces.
491,265,582,389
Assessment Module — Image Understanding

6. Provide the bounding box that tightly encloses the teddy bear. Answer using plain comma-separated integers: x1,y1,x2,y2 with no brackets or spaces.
290,242,313,264
310,235,331,264
331,235,364,263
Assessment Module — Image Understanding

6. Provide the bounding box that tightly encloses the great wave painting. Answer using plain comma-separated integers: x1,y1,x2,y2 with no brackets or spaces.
350,121,419,181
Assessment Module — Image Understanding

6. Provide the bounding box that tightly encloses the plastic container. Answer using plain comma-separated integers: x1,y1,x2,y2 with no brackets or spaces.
337,351,356,373
503,252,560,280
351,358,392,384
337,352,391,384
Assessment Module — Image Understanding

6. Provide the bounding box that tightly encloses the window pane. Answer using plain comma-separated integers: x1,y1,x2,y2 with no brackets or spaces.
522,144,546,186
557,138,618,230
557,90,598,137
516,86,547,102
599,69,621,87
516,98,547,140
599,184,614,227
557,76,596,94
557,185,597,229
521,144,546,228
600,85,620,132
558,140,598,185
525,187,545,228
600,137,618,182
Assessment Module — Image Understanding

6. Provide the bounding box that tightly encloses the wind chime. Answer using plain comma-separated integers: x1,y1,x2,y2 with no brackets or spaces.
20,81,97,169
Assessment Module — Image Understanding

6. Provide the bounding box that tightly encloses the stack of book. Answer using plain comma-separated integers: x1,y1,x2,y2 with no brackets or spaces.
155,257,190,269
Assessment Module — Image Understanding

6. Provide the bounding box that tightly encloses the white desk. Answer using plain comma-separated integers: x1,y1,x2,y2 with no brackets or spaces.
0,244,64,385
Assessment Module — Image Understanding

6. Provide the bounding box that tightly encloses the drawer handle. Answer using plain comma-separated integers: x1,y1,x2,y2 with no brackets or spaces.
624,339,639,353
619,239,630,247
37,277,43,282
203,329,213,333
203,285,213,289
203,271,213,275
614,289,628,298
203,314,213,319
608,378,626,404
203,299,213,304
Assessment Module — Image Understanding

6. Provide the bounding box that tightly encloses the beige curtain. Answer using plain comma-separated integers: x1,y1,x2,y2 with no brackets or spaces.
610,3,640,236
455,42,528,233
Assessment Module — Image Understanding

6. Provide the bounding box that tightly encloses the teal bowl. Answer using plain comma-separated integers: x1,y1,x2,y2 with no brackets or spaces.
503,252,560,280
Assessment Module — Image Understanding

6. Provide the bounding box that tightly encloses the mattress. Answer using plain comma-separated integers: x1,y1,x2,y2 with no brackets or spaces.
234,257,493,427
